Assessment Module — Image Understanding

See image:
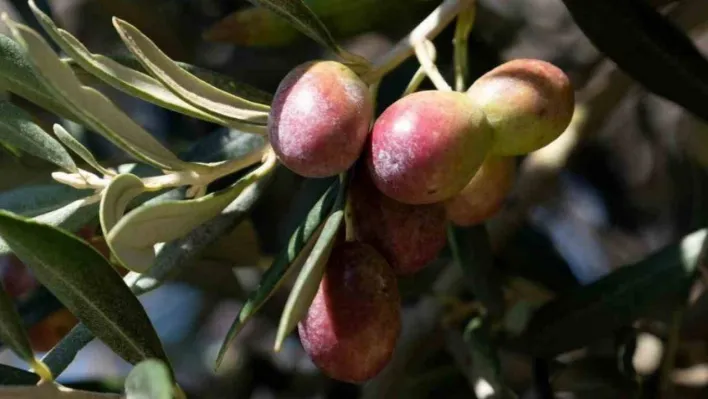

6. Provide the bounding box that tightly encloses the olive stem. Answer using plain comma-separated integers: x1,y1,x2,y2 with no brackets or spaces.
51,145,271,198
362,0,473,84
453,1,476,91
402,41,437,96
413,40,451,91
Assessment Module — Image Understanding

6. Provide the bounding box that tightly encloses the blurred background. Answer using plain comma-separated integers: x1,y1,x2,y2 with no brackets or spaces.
1,0,708,397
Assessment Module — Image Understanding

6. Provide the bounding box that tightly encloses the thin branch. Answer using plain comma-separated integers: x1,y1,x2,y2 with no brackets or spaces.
402,41,437,96
414,41,452,91
362,0,472,83
453,1,476,91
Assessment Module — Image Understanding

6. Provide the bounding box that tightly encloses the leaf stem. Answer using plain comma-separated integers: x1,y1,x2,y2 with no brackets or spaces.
453,1,476,91
402,41,437,96
51,145,270,198
413,41,451,91
29,359,53,383
362,0,472,84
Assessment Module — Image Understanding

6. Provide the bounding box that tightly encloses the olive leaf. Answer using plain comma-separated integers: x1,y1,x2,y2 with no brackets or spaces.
0,198,98,256
0,279,35,364
112,18,270,125
0,33,75,120
43,174,274,378
0,210,169,367
3,16,191,172
447,224,506,319
514,228,708,358
0,364,39,386
274,208,344,351
99,173,145,236
0,184,90,217
204,0,383,48
125,359,173,399
215,179,339,368
244,0,370,70
0,100,76,172
107,155,274,272
67,55,273,105
52,124,112,176
462,317,513,397
561,0,708,123
27,1,264,132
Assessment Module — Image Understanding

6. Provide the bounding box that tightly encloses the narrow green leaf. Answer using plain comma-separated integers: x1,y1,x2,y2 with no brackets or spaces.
108,156,275,272
67,55,273,105
3,16,190,171
0,210,169,366
27,2,265,132
447,224,506,319
0,100,76,172
112,18,270,124
0,184,90,217
215,180,339,368
274,208,343,351
515,228,708,358
52,124,112,176
561,0,708,123
0,198,97,256
0,33,75,120
43,174,273,378
125,359,173,399
244,0,370,69
463,317,509,396
0,280,34,364
99,174,145,236
0,364,39,386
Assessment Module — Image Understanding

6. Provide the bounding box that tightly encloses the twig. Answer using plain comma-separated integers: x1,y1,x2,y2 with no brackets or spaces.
362,0,473,83
402,41,437,96
413,41,452,91
453,1,476,91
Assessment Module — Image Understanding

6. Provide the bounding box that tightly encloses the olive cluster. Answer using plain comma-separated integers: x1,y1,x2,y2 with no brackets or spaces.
268,59,574,383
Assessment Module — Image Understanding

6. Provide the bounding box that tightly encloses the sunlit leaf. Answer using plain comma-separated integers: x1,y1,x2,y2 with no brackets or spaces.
68,54,273,105
0,210,169,366
100,174,145,238
0,33,75,119
108,155,275,272
4,16,190,171
125,359,173,399
112,18,270,125
43,173,274,377
28,1,265,132
274,208,343,351
52,124,112,176
0,100,75,172
215,179,339,368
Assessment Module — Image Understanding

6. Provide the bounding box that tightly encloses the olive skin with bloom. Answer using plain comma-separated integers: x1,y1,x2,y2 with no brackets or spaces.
350,167,446,275
268,60,374,178
445,156,516,226
298,242,401,383
467,59,574,156
367,90,493,205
